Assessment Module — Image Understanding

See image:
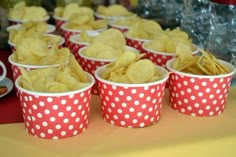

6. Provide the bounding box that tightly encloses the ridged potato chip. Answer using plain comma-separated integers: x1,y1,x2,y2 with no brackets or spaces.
126,19,162,39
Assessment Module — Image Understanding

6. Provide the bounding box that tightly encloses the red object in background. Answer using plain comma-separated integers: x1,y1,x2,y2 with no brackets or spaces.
0,48,23,124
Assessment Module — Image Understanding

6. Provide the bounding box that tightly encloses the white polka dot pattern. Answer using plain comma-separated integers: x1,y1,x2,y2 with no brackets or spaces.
11,64,33,81
54,18,66,33
66,40,85,64
142,49,174,69
79,53,111,95
125,37,146,54
168,72,233,117
17,87,93,139
97,80,167,128
61,30,80,47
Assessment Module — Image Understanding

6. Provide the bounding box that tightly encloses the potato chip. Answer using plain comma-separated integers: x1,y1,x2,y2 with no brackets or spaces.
126,59,156,83
81,28,127,59
83,42,119,59
92,28,125,53
101,51,162,83
126,19,162,39
19,55,90,92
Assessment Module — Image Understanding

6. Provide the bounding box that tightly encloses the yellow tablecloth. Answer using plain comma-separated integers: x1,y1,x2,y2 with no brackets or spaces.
0,88,236,157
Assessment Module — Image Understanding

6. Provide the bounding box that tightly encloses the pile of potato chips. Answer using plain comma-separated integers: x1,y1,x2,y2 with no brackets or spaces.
20,56,90,92
97,4,133,17
9,21,49,44
173,48,230,75
82,29,126,59
8,2,47,21
54,3,93,19
12,38,70,65
101,51,163,83
126,19,162,39
144,28,195,53
64,13,108,30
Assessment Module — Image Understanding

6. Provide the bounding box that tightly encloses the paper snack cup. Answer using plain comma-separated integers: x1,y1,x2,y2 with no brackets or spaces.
78,46,139,95
124,33,151,54
166,58,236,117
95,65,169,128
8,55,64,81
8,16,50,26
15,73,95,139
142,43,199,68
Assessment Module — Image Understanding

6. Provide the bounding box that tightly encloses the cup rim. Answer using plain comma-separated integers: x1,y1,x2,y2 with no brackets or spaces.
95,64,169,87
6,23,56,33
142,42,199,56
166,58,236,78
15,72,95,96
8,16,50,23
124,32,151,42
61,23,107,33
78,45,139,62
108,20,130,29
8,54,66,68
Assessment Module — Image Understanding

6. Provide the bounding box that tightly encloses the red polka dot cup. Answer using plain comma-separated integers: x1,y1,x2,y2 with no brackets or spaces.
108,20,129,33
8,34,65,52
8,16,50,26
8,55,64,81
166,58,236,117
79,46,139,95
142,43,199,69
61,23,107,46
67,32,99,63
95,64,169,128
15,73,95,139
124,33,151,54
52,15,67,33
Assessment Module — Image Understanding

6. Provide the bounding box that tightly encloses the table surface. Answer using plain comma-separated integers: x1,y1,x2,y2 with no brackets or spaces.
0,48,236,157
